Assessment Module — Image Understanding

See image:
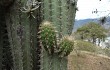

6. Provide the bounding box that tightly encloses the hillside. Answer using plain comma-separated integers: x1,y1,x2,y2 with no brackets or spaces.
68,51,110,70
68,40,110,70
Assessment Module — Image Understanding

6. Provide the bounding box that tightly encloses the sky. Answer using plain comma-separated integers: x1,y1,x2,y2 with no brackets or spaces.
75,0,110,20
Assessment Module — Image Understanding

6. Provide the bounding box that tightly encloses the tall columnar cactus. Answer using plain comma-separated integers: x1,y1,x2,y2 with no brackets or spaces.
39,21,74,70
0,6,13,70
5,0,40,70
6,1,24,69
41,0,77,36
0,0,42,70
39,0,77,70
0,0,77,70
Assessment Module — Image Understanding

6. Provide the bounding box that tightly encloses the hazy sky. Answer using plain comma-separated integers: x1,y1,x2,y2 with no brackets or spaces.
75,0,110,20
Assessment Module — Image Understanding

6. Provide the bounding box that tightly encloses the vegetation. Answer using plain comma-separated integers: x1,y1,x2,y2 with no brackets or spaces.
75,22,107,45
75,40,97,52
103,48,110,57
39,21,74,70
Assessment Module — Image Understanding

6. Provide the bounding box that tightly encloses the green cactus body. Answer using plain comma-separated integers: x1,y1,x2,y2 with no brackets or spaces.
1,0,42,69
5,0,34,70
0,0,77,70
39,21,60,70
6,3,23,69
42,0,77,36
67,1,77,35
59,36,74,57
39,21,56,54
40,1,77,69
40,49,67,70
39,21,74,70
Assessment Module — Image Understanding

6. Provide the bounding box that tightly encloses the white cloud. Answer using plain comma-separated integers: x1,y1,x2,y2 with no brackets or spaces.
75,0,110,20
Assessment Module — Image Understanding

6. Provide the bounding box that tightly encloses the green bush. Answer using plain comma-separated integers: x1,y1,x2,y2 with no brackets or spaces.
103,48,110,57
75,40,97,52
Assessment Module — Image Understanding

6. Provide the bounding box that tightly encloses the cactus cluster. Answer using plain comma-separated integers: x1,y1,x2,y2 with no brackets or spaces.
39,21,74,70
39,21,57,54
58,36,74,57
39,21,74,57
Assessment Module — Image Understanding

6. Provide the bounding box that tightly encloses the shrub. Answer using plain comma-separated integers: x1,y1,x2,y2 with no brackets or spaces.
75,40,97,52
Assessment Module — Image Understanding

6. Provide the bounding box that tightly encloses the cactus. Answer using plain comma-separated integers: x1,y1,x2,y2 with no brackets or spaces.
41,0,77,36
39,21,74,70
58,36,74,57
0,6,13,70
5,0,35,70
39,0,77,69
0,0,77,70
6,3,24,69
39,21,57,54
4,0,43,69
0,0,41,70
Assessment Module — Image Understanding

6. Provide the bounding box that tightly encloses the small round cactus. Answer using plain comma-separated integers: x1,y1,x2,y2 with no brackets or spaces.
58,36,74,57
39,21,57,54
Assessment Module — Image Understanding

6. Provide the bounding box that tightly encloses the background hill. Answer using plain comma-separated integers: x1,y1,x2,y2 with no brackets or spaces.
73,17,110,32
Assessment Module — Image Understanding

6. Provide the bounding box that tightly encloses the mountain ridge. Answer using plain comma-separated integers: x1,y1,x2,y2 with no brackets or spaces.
73,17,110,32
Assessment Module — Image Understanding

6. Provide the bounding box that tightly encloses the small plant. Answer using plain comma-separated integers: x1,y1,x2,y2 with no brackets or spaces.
58,36,74,57
39,21,57,54
39,21,74,57
39,21,74,70
75,40,97,52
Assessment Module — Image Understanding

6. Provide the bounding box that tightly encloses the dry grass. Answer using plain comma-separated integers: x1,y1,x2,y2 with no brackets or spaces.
68,51,110,70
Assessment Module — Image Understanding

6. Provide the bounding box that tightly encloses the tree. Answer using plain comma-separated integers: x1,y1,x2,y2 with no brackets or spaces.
75,22,107,44
76,24,89,40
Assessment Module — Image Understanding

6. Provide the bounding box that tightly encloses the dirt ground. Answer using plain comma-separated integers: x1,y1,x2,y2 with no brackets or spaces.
68,51,110,70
